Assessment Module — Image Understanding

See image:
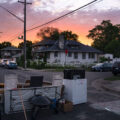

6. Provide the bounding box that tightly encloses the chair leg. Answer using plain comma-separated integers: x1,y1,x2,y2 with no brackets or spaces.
0,110,1,120
53,107,59,114
31,106,39,120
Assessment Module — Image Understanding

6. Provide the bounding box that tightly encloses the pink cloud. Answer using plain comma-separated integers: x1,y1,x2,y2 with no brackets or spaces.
0,1,120,46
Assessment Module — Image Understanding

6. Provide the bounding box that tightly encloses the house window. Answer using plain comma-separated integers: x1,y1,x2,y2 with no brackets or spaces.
54,52,58,57
89,53,95,59
74,53,78,59
82,53,86,59
47,53,50,59
68,52,72,57
91,53,95,58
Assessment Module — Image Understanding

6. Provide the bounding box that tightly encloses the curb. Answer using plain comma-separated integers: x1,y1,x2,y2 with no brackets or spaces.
102,85,120,95
18,67,61,72
91,78,120,95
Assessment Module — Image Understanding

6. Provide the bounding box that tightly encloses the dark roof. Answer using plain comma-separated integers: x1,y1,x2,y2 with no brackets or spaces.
78,44,102,53
1,46,21,51
33,39,55,47
34,40,102,53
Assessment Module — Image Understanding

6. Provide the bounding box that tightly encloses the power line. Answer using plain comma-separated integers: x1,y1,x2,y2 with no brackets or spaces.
27,0,99,32
0,32,3,37
7,0,100,43
7,32,23,42
0,5,24,22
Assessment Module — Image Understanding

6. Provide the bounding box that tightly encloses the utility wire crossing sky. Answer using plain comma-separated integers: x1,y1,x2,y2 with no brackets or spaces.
0,0,120,46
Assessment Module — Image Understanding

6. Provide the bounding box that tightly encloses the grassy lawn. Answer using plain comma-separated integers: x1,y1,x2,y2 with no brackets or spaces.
104,74,120,81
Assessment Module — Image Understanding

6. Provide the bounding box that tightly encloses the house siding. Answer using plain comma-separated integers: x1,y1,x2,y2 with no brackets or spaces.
32,39,101,65
47,52,98,65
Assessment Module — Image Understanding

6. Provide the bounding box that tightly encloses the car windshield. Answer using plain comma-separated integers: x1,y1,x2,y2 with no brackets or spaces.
95,63,103,66
3,60,7,62
113,62,120,67
10,62,16,65
103,63,113,67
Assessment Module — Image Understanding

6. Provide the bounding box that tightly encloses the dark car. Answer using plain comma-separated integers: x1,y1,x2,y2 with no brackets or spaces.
92,63,113,72
5,61,17,69
112,62,120,76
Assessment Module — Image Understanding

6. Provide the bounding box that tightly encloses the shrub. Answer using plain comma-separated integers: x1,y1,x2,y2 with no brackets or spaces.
16,55,24,67
27,59,31,68
99,57,108,63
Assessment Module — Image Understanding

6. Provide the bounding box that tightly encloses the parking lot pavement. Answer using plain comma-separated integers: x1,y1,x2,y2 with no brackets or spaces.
0,67,112,83
102,80,120,95
2,103,120,120
0,67,62,83
91,100,120,115
1,67,120,120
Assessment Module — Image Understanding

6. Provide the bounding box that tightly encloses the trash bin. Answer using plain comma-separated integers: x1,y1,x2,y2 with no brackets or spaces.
63,69,87,105
64,69,85,79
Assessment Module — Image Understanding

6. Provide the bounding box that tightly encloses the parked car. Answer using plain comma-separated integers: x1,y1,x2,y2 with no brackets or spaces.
112,62,120,76
91,63,113,72
5,61,17,69
0,59,8,67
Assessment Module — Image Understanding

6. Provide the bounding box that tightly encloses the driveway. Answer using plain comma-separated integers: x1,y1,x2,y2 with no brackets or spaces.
1,67,120,120
0,67,112,83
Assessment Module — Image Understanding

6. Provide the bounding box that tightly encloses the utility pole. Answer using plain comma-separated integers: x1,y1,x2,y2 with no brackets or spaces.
18,0,32,70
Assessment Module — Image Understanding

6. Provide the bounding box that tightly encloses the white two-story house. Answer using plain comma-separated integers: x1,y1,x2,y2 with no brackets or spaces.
32,36,102,65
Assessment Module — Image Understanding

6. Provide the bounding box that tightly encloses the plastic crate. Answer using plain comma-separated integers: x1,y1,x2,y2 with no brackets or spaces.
64,69,85,80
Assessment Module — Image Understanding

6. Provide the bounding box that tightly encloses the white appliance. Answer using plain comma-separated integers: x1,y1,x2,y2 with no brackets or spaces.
63,79,87,105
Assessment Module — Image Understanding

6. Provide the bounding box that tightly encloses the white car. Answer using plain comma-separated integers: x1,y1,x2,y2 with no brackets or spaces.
0,59,8,67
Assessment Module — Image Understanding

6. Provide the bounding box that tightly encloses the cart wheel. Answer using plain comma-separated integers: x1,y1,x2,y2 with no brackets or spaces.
54,108,59,114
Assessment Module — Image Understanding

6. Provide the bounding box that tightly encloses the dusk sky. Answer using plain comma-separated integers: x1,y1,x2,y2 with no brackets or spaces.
0,0,120,46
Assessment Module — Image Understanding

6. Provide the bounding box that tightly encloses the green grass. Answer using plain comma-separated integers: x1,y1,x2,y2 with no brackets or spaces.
104,74,120,81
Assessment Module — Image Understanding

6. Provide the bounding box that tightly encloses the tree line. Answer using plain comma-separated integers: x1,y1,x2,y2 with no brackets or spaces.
1,20,120,59
37,27,78,41
87,20,120,57
0,29,79,59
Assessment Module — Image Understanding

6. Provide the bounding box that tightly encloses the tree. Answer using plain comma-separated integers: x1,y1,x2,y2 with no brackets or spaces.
105,40,120,57
1,42,11,49
37,27,79,41
87,20,120,57
61,30,78,41
0,42,12,58
37,27,60,41
18,40,33,59
0,43,2,49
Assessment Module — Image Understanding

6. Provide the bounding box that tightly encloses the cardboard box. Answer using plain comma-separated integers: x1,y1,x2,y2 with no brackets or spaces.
61,100,73,112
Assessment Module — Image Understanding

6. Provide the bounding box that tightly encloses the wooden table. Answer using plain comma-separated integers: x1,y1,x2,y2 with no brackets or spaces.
0,83,30,88
0,81,52,89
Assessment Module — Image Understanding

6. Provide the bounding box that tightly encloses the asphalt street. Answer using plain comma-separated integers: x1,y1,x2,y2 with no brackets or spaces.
1,67,120,120
0,67,112,83
0,67,119,103
3,103,120,120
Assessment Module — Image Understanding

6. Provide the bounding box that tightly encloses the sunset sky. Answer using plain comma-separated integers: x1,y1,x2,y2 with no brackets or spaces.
0,0,120,46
